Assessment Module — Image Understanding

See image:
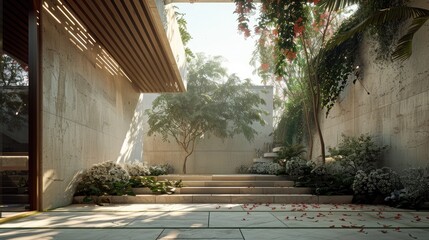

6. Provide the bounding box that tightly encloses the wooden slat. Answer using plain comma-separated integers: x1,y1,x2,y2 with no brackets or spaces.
3,0,28,64
143,0,185,91
62,0,186,92
120,0,172,91
103,0,163,91
82,0,155,92
64,1,149,92
133,1,176,92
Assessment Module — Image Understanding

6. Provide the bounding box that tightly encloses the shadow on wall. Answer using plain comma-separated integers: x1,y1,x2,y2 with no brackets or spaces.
116,94,145,165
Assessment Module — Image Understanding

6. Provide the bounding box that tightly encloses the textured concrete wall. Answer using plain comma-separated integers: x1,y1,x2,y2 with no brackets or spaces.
41,12,140,209
312,1,429,170
142,86,274,174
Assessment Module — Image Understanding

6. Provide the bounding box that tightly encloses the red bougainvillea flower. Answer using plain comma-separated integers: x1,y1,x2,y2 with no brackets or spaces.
294,17,305,37
272,29,279,36
260,63,270,71
312,0,320,4
284,49,297,61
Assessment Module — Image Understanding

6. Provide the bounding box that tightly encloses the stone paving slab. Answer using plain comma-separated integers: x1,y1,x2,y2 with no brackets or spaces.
0,229,163,240
158,229,242,239
127,212,209,228
209,212,286,228
241,229,429,240
0,211,141,228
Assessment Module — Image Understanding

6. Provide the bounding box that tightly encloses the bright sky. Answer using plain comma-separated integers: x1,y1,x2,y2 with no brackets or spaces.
174,3,262,85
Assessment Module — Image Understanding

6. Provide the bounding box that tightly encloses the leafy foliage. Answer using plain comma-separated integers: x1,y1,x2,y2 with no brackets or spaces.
310,160,355,195
175,9,194,62
321,0,429,61
317,15,362,115
329,134,387,173
145,54,266,173
130,176,183,195
276,144,307,161
0,54,29,131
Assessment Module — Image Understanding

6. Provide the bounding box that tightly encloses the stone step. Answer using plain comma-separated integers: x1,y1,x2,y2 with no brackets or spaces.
182,181,294,187
133,187,312,195
155,174,288,181
74,194,353,204
263,152,278,158
272,147,283,153
0,194,29,204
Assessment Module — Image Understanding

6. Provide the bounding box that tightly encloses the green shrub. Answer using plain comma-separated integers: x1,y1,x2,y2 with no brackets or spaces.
329,134,387,173
311,161,355,195
276,144,306,161
130,176,183,194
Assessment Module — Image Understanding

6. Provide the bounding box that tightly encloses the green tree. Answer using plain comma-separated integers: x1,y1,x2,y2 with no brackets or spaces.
0,54,29,130
145,54,267,174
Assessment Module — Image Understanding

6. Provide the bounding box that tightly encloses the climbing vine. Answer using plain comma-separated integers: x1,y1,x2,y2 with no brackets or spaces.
317,17,362,115
316,0,405,114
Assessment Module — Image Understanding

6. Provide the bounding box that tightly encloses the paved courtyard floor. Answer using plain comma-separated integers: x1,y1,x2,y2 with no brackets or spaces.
0,203,428,239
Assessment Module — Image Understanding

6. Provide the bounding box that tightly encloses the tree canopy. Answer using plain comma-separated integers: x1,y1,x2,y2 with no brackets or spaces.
145,54,267,173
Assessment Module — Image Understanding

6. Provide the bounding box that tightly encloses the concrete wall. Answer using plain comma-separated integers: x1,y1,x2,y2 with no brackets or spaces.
312,1,429,170
142,86,274,174
41,10,140,209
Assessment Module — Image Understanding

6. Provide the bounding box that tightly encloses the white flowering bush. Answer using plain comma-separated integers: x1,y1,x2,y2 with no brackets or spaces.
75,161,133,197
123,162,151,177
353,167,401,197
352,170,370,195
368,167,401,195
149,164,174,176
248,162,283,175
385,168,429,209
285,157,312,177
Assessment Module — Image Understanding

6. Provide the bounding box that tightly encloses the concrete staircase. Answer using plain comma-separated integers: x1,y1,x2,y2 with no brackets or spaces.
130,174,318,204
74,174,354,204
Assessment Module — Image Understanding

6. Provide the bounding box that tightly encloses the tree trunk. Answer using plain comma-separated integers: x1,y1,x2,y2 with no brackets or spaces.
312,100,326,164
182,153,190,174
182,139,196,174
303,103,313,160
300,33,326,164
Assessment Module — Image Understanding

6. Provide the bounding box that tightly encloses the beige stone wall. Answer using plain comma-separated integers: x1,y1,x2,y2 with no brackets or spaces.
312,2,429,170
41,12,140,209
142,86,274,174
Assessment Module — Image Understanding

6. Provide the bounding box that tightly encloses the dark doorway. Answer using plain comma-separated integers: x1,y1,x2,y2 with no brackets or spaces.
1,0,40,212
